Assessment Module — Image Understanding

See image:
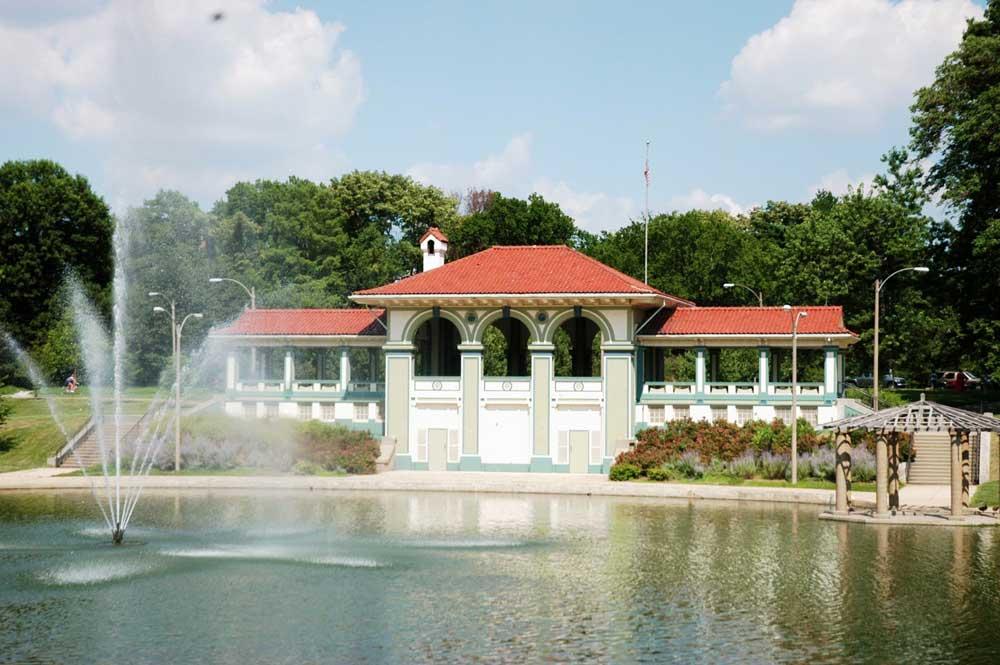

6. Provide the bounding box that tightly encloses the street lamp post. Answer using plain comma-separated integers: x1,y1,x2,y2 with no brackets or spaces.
152,296,202,471
784,305,808,484
210,276,257,377
209,277,255,309
873,266,929,410
723,282,764,307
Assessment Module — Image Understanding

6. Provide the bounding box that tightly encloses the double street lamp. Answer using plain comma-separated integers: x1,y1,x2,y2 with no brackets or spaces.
784,304,808,484
873,267,929,410
149,292,202,471
209,277,256,310
723,282,764,307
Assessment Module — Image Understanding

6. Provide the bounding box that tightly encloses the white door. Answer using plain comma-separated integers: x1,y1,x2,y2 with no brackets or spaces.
480,405,531,465
569,430,589,473
428,428,448,471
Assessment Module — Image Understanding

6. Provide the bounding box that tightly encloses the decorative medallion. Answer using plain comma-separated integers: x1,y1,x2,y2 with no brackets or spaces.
573,381,584,392
502,381,512,392
432,380,443,391
536,312,548,322
466,312,477,323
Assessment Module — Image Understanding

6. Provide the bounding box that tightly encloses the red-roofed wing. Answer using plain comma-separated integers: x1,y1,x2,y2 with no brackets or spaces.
213,309,386,336
646,306,855,336
419,227,449,244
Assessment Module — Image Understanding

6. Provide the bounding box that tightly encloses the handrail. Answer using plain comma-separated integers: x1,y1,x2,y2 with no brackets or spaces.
52,418,96,467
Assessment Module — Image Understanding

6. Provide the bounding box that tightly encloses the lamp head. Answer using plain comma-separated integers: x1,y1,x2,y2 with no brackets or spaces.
914,266,930,273
782,304,791,311
799,311,809,318
723,283,735,288
153,306,166,313
208,278,223,283
148,291,160,297
193,313,204,319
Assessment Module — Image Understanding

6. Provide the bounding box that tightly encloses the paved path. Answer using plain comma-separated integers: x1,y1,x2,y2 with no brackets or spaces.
0,469,874,507
898,484,952,509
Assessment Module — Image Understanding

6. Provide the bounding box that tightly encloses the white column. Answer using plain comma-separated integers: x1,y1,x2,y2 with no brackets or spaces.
226,351,237,390
283,350,293,391
758,347,769,394
824,346,838,395
340,346,351,391
695,347,706,394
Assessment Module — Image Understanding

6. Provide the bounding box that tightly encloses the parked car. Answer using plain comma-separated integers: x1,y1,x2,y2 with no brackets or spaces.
845,375,874,388
883,373,907,388
932,371,982,391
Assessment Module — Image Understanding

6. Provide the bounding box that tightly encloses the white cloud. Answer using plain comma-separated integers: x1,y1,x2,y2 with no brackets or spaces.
720,0,981,131
0,0,364,206
668,189,747,216
407,134,532,194
532,179,636,233
808,168,877,197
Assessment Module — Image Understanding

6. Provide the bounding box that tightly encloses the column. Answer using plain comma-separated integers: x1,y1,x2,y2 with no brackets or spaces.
823,346,838,395
226,351,237,391
694,346,706,394
635,346,645,402
340,346,351,391
459,343,482,470
709,349,720,383
604,345,635,465
961,430,971,509
834,431,851,514
758,347,769,395
283,349,293,391
950,429,963,519
875,431,889,517
530,343,554,471
384,345,413,466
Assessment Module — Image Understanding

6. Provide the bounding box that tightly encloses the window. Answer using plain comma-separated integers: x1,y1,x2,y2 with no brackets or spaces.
648,405,665,425
672,405,689,420
264,403,279,419
298,403,312,421
801,408,818,426
735,407,753,426
775,407,792,424
354,403,369,422
321,403,336,421
243,402,256,419
711,406,728,422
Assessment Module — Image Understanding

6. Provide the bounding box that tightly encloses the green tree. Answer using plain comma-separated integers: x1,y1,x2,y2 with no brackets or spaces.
444,193,579,259
910,2,1000,373
0,160,113,379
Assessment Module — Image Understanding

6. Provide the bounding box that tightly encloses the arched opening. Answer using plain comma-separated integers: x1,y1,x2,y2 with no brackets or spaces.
427,238,435,254
413,316,461,377
482,317,531,377
553,316,602,377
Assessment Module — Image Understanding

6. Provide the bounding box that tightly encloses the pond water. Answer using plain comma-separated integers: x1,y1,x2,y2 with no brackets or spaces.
1,491,998,664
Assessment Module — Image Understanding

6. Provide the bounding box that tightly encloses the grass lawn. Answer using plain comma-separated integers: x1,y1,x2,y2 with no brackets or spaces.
0,387,204,473
630,474,878,493
972,480,999,508
896,388,1000,413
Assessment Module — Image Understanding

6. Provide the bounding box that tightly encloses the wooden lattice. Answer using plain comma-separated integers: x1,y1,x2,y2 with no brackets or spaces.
825,396,1000,433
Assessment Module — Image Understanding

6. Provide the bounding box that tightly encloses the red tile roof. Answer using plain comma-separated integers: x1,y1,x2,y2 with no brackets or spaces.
353,245,693,303
212,309,386,336
645,306,855,336
419,227,449,243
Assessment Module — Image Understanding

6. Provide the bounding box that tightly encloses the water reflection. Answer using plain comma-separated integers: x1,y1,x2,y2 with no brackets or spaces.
1,491,998,664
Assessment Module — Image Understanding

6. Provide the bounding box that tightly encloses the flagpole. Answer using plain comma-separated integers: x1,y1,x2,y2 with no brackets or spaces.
644,140,650,284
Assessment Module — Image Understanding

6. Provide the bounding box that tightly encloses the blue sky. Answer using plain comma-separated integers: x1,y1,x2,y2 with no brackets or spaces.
0,1,984,230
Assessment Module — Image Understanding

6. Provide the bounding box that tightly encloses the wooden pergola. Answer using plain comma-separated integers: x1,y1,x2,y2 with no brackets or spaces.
825,396,1000,520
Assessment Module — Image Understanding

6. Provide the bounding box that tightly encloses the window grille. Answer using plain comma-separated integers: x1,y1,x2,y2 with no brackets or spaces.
354,403,369,422
264,402,279,419
298,403,312,421
672,405,690,420
649,405,665,425
321,403,336,421
711,406,728,422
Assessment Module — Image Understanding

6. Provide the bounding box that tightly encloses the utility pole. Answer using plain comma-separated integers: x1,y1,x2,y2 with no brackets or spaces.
644,140,650,284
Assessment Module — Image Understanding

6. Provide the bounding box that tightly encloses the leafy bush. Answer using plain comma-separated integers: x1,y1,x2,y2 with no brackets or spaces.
800,447,836,481
851,446,876,483
296,420,380,474
646,466,675,482
673,451,705,479
727,452,757,479
609,462,641,481
292,459,324,476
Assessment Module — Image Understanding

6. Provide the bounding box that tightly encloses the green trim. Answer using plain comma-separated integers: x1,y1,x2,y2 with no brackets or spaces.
394,454,413,470
530,456,554,472
458,456,482,471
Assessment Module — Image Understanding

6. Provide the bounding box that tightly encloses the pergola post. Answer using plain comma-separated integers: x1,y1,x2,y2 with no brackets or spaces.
961,430,971,509
875,430,889,517
950,428,963,519
888,433,900,510
834,429,851,514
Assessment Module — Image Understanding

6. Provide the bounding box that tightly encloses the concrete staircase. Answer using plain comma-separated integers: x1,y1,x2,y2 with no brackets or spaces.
58,416,143,469
907,432,951,485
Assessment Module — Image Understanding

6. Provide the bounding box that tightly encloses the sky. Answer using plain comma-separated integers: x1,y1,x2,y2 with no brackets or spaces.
0,0,985,232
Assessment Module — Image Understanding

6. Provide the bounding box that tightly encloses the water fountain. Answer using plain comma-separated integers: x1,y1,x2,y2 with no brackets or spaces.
3,218,178,545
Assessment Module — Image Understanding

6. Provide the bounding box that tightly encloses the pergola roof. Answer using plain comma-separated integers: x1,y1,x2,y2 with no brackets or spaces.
825,395,1000,433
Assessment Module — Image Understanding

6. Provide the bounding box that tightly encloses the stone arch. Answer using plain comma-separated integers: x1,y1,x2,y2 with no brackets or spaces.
401,308,472,344
471,309,541,344
542,308,614,345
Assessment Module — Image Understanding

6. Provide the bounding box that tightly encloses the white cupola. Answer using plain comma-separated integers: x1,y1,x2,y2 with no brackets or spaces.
419,227,449,272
